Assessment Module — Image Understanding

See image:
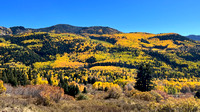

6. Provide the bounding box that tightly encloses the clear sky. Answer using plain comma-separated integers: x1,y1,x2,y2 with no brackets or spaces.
1,0,200,36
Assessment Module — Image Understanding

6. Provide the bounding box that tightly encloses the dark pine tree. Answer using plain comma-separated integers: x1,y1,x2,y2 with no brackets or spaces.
2,71,8,83
87,77,91,84
63,83,69,94
83,79,87,85
195,90,200,98
104,87,108,92
47,73,53,86
67,85,80,97
58,74,64,87
10,73,18,87
82,87,87,93
21,73,28,86
134,63,154,92
27,69,32,80
91,77,96,84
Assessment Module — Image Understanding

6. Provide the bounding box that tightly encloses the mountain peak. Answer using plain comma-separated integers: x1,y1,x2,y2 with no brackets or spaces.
10,26,31,34
36,24,121,34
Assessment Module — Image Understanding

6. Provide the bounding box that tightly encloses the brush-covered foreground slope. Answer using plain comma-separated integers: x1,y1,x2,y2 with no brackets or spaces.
0,31,200,78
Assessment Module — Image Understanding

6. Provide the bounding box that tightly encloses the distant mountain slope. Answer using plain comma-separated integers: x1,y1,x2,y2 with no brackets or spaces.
78,26,121,34
35,24,82,34
36,24,122,34
187,35,200,41
0,26,12,35
10,26,32,34
0,24,122,35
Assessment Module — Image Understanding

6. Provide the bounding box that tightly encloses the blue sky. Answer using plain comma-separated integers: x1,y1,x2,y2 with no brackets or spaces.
1,0,200,35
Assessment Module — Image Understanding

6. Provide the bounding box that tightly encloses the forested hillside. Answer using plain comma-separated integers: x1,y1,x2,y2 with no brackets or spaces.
1,25,200,111
0,30,200,78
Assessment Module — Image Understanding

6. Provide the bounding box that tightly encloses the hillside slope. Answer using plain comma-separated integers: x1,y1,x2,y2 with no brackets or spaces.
0,29,199,78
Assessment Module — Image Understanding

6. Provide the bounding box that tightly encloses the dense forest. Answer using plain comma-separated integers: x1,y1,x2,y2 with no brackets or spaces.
1,25,200,111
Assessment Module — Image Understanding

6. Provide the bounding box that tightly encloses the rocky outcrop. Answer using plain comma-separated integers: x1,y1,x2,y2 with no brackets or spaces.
0,27,12,35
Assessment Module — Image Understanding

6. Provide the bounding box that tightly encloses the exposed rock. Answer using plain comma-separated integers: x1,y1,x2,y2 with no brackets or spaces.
0,26,12,35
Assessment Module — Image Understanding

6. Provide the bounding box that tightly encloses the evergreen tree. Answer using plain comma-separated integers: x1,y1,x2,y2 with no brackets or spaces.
2,71,8,83
75,85,80,96
134,63,154,92
83,79,87,85
82,87,87,93
27,69,32,80
47,73,53,85
63,83,69,94
21,73,28,86
32,70,37,79
17,71,23,85
43,71,48,78
91,77,96,84
10,73,18,86
104,87,108,92
58,74,64,87
195,90,200,98
87,77,91,84
67,85,80,97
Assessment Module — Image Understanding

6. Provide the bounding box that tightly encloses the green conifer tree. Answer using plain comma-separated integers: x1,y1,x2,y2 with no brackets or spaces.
2,71,8,83
47,73,53,86
82,87,87,93
134,63,154,92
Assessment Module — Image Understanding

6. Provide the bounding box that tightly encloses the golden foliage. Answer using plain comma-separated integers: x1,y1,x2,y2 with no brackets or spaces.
0,80,6,94
93,81,121,91
31,74,48,85
22,39,42,44
51,53,84,68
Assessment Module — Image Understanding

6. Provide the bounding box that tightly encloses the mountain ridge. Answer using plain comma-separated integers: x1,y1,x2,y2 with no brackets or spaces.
187,35,200,41
0,24,122,35
1,24,198,42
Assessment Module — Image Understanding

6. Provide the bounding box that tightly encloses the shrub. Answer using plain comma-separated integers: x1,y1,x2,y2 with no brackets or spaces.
124,83,134,91
4,84,64,106
62,94,75,101
125,89,139,97
133,92,156,101
150,91,164,102
165,86,178,94
105,87,122,99
149,98,200,112
35,85,64,105
180,85,191,93
154,90,169,100
77,93,89,100
0,80,6,94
